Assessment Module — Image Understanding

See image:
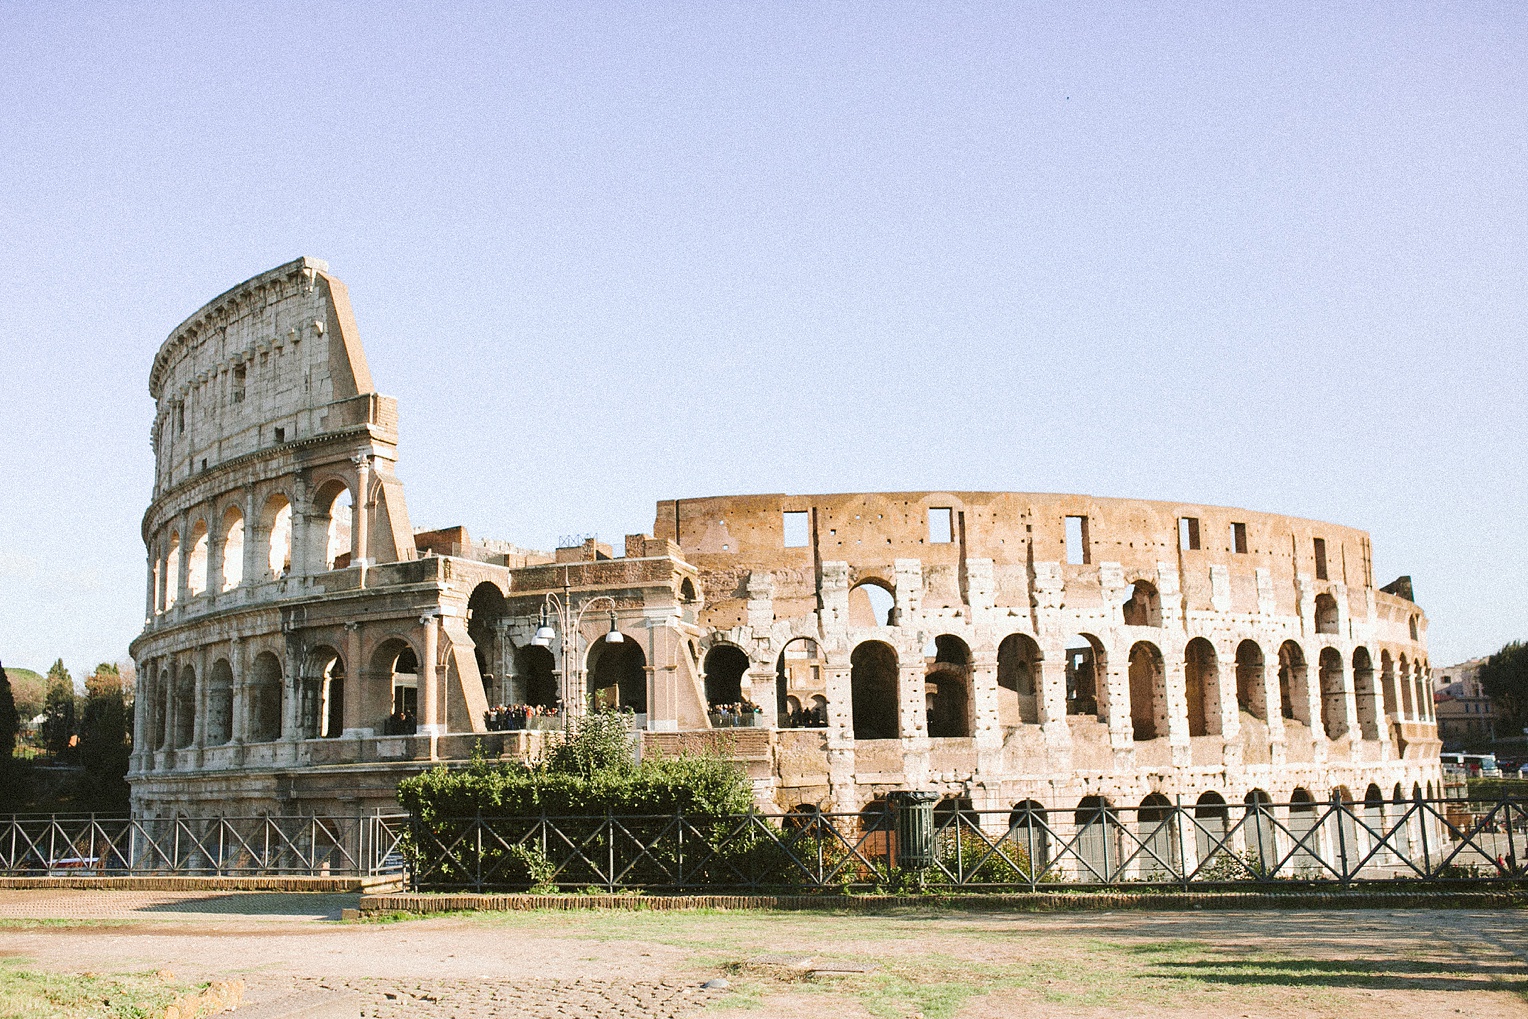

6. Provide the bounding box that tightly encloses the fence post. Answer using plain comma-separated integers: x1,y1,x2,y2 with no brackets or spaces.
1419,795,1432,876
1505,796,1519,877
606,807,615,893
676,806,684,890
475,810,483,892
1332,792,1350,885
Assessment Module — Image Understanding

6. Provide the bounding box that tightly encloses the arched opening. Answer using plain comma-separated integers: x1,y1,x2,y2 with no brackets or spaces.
1138,792,1178,879
220,506,244,590
1128,642,1164,741
1183,638,1222,737
934,795,977,831
776,637,825,728
1074,796,1117,880
186,520,209,597
925,634,971,738
164,531,181,609
1194,792,1230,867
262,494,292,579
1398,653,1414,719
1417,660,1432,721
1008,800,1049,872
1064,634,1102,716
850,640,899,740
704,643,751,710
848,580,896,628
1380,650,1398,722
466,583,506,702
1122,580,1161,626
1314,593,1339,635
1351,647,1379,740
206,659,233,745
383,643,419,734
1244,789,1276,867
515,644,559,708
1235,640,1266,719
588,635,647,714
1318,647,1348,738
1277,641,1308,723
996,633,1041,725
302,647,344,739
311,480,353,571
249,651,283,742
1288,787,1319,872
1409,615,1419,641
174,665,196,749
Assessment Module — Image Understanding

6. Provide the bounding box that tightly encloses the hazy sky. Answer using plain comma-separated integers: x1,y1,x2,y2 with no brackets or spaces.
1,3,1523,676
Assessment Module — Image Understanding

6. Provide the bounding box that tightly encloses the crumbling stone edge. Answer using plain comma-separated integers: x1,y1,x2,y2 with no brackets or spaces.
360,888,1528,914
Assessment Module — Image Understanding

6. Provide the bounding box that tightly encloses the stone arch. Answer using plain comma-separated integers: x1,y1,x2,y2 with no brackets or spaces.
206,659,233,745
515,644,559,708
248,651,283,742
466,582,507,701
850,640,899,740
173,665,196,749
1008,800,1049,870
1074,795,1118,880
704,643,751,708
1314,593,1339,635
1398,653,1414,719
1194,791,1230,865
848,579,896,628
310,477,353,571
303,646,345,739
1318,647,1347,738
588,634,647,714
186,519,210,597
1235,639,1266,719
1376,648,1395,711
1351,647,1380,740
1064,633,1104,716
372,639,418,733
679,577,698,605
1128,641,1165,741
1278,641,1309,723
776,637,825,728
925,634,972,738
1122,580,1161,627
164,530,181,609
1183,637,1222,737
261,493,292,579
1138,792,1178,878
996,633,1041,725
220,505,244,590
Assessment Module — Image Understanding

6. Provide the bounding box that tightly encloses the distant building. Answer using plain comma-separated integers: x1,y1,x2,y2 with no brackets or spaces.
1433,658,1495,746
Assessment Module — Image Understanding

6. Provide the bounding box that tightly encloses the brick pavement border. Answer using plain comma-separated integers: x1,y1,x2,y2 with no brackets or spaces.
0,875,401,892
361,888,1528,914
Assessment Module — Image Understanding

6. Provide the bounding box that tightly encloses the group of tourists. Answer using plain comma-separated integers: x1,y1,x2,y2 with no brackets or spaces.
708,701,763,727
382,710,417,735
784,703,829,728
483,703,561,731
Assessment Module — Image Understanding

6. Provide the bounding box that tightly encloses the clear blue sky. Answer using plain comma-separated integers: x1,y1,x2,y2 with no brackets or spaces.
1,3,1522,677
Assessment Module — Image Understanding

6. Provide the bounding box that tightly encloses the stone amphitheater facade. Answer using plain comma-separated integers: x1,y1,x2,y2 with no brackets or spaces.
129,259,1442,819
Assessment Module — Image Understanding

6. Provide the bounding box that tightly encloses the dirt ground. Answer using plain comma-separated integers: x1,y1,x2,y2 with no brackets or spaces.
0,891,1525,1018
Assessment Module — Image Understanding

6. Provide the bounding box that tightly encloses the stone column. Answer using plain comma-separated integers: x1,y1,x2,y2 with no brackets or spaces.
823,664,857,811
351,454,372,569
130,658,149,772
344,622,365,735
1165,656,1191,767
1037,655,1070,744
192,645,208,753
419,614,442,736
243,488,261,585
899,659,929,788
229,638,247,743
175,512,191,616
747,659,779,728
144,551,156,623
289,477,310,577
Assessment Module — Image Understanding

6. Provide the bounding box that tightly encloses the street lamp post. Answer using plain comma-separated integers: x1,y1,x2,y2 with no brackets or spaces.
529,576,623,731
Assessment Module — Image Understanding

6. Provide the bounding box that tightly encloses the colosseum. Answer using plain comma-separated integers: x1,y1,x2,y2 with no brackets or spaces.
129,258,1443,821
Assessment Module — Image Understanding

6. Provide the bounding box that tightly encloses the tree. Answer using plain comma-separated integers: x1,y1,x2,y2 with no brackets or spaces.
1480,641,1528,736
79,664,131,812
0,662,20,760
40,659,76,761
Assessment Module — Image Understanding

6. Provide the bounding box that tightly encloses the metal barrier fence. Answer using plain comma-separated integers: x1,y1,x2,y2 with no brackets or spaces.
403,795,1528,892
0,814,408,877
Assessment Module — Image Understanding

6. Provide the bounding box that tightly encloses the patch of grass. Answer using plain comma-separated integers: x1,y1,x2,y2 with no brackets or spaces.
0,963,196,1019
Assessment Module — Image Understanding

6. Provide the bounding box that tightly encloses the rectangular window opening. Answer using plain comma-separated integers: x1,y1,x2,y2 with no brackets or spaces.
1064,515,1089,565
782,511,810,548
1313,537,1328,580
233,363,246,403
928,507,953,544
1179,516,1201,551
273,426,286,444
1231,522,1247,554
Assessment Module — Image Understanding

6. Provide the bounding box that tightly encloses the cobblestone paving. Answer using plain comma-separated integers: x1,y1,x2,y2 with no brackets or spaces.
266,976,723,1019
